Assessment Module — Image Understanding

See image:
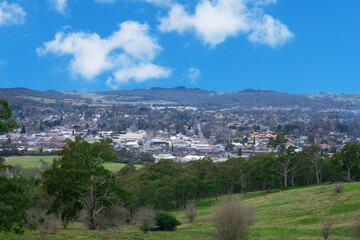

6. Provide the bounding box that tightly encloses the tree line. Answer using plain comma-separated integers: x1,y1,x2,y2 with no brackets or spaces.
117,141,360,212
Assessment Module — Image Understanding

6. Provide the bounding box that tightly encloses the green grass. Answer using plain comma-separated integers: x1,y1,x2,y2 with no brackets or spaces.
1,183,360,239
6,156,142,172
6,156,57,168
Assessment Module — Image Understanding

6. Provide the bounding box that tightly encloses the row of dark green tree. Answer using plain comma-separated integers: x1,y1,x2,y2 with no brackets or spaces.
117,141,360,212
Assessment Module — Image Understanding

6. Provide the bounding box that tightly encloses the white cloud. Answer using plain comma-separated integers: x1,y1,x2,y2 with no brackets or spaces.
159,0,293,47
0,60,7,65
248,14,293,47
187,67,200,83
0,1,26,27
107,63,171,87
37,21,171,88
52,0,67,14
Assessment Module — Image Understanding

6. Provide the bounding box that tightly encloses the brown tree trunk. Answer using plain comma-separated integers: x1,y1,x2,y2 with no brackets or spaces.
90,208,97,230
315,165,320,184
347,168,351,182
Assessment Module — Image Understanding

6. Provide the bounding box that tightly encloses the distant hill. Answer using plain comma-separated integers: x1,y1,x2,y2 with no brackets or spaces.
0,87,358,109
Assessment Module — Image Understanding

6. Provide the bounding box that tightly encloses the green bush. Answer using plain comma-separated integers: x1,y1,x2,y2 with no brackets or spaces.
153,212,180,231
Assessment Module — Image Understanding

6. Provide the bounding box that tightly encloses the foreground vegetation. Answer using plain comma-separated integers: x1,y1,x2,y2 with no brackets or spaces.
0,182,359,239
1,99,360,239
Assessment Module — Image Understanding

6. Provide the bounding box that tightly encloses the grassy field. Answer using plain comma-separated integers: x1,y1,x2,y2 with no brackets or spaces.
1,182,360,239
5,156,142,172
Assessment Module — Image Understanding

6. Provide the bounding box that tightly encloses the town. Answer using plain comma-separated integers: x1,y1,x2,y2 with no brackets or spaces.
2,99,359,163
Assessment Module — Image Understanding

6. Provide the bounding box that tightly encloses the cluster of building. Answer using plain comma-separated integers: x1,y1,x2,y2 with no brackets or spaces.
1,121,356,161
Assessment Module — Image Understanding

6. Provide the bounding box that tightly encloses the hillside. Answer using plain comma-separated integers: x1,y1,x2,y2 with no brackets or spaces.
0,87,355,109
2,182,359,239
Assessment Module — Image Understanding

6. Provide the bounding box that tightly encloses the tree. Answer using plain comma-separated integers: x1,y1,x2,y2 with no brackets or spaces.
220,157,250,194
278,147,298,189
0,99,18,133
0,100,30,235
42,136,126,230
251,153,280,192
333,144,360,182
302,144,325,184
0,158,32,235
269,130,297,188
39,121,44,132
20,125,26,134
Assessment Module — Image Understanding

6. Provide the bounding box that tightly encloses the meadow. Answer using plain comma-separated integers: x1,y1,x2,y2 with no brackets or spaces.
1,182,359,239
5,156,142,172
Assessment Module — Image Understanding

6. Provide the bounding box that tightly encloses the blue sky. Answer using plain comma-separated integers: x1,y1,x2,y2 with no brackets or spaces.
0,0,359,93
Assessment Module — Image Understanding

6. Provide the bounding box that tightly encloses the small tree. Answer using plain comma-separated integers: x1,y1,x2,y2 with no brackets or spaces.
212,201,254,240
134,207,157,234
0,99,18,133
334,183,344,194
185,203,197,223
321,219,333,240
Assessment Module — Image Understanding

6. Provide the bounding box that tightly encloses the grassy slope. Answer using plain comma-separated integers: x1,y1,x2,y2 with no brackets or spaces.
1,183,360,239
5,156,141,172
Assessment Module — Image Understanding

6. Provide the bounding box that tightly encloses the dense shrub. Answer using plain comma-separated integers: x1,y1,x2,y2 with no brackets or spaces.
212,201,255,240
153,212,181,231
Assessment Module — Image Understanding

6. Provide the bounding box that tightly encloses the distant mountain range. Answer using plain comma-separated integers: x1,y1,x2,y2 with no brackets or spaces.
0,87,359,109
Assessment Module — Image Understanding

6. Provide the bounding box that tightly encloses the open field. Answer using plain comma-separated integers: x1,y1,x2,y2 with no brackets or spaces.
5,156,142,172
1,182,360,239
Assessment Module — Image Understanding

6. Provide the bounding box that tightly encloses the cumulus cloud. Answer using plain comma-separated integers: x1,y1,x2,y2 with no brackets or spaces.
158,0,293,47
0,1,26,27
187,67,200,83
37,21,171,88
